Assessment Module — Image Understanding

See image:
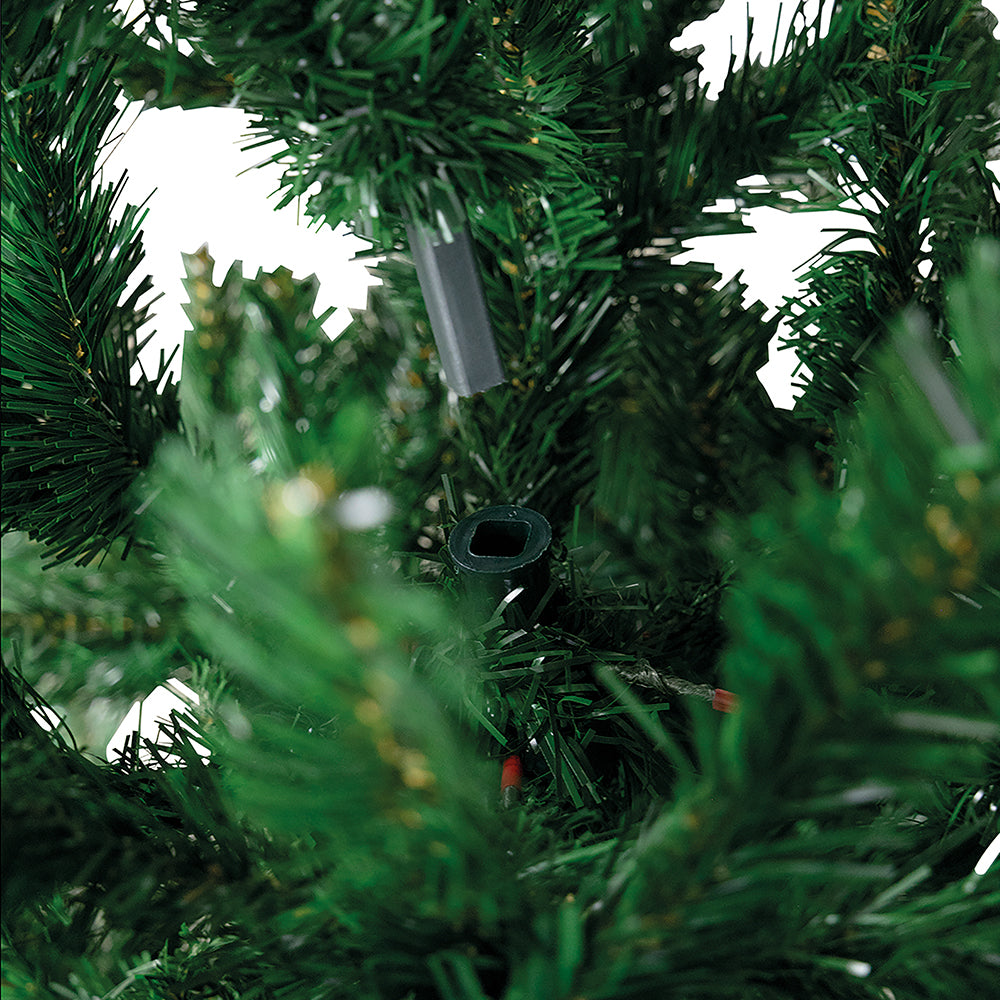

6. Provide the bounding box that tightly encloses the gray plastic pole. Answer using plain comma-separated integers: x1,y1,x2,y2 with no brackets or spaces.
406,217,505,396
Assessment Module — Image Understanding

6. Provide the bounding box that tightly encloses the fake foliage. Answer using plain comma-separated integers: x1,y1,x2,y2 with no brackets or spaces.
2,2,999,999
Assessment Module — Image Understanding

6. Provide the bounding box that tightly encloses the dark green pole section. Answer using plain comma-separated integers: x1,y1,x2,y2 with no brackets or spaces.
448,505,552,620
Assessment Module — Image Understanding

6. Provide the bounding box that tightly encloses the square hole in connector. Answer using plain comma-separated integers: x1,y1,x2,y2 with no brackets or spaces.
469,518,530,558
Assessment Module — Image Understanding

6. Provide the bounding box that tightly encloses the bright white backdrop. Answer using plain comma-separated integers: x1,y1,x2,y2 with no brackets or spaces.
107,0,1000,408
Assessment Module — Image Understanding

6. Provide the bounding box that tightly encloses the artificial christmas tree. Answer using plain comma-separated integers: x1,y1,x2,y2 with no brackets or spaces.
3,1,999,998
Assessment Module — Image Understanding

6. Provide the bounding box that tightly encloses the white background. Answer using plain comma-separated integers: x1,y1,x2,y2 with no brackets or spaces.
107,0,1000,407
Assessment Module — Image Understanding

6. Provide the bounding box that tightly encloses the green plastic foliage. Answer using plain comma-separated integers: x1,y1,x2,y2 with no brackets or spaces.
111,27,238,109
137,253,524,975
720,243,1000,809
0,529,188,753
2,646,252,988
134,416,525,993
138,0,616,242
112,1,861,557
585,244,1000,998
178,246,342,472
594,271,815,580
176,245,445,499
784,0,1000,428
598,0,854,250
446,189,626,519
1,1,181,566
6,4,1000,997
309,165,631,531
